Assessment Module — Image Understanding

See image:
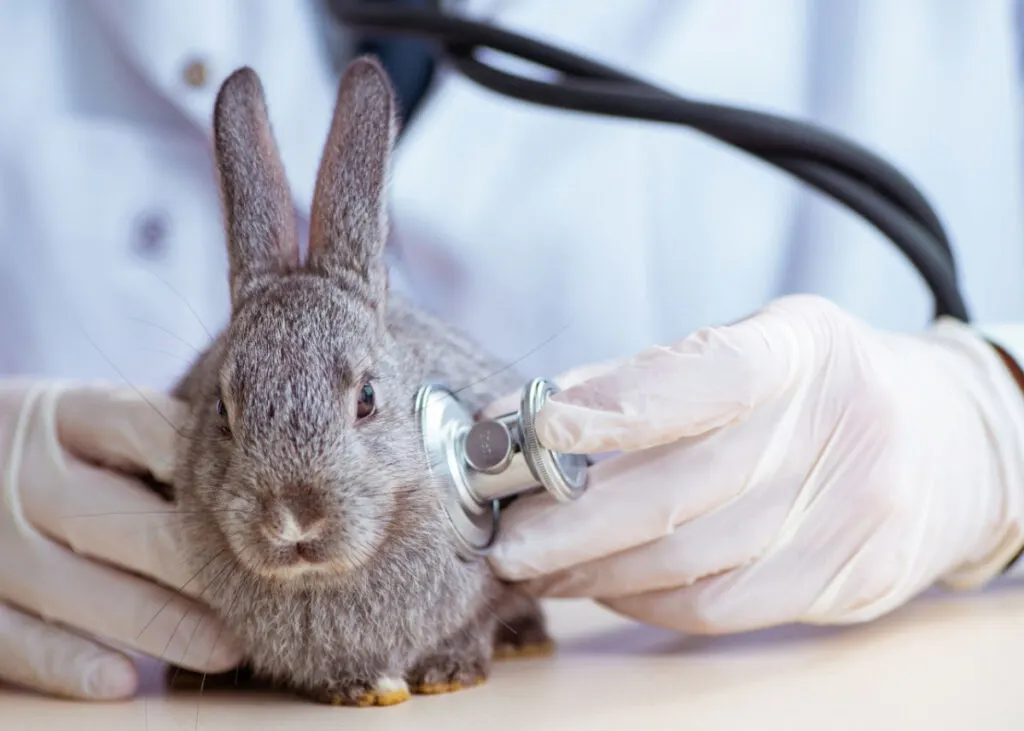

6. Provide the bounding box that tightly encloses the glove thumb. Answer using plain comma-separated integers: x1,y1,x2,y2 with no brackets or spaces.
535,304,803,454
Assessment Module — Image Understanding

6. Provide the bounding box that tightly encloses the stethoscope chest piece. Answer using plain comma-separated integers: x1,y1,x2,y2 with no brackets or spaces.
415,378,590,561
415,382,500,558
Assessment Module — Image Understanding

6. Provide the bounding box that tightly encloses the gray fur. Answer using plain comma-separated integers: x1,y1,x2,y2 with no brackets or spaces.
169,57,548,704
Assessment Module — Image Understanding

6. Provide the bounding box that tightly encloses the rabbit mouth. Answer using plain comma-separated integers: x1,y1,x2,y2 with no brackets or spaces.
223,515,384,584
216,483,389,581
240,541,373,583
258,554,360,581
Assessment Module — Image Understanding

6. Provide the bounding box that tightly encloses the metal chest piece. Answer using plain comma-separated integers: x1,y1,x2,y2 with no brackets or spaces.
415,378,590,560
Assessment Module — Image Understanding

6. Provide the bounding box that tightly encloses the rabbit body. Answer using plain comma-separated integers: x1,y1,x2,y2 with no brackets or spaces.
167,58,549,706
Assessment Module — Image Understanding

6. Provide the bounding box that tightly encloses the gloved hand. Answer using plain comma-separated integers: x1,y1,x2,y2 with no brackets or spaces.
486,294,1024,633
0,380,242,700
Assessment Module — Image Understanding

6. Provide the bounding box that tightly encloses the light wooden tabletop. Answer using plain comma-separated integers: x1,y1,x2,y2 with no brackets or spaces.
4,580,1024,730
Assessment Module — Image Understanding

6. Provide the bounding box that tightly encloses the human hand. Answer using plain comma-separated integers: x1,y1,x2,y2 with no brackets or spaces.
0,380,242,700
486,295,1024,633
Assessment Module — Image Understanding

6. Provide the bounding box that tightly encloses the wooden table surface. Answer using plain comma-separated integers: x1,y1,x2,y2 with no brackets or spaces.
4,580,1024,730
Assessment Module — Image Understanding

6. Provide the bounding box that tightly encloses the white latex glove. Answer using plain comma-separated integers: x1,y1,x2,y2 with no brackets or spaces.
0,380,242,700
487,295,1024,633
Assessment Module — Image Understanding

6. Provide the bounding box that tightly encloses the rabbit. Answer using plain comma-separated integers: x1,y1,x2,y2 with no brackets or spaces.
164,56,552,707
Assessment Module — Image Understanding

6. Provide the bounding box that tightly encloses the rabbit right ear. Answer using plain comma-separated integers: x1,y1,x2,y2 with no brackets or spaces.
306,57,397,312
212,67,299,309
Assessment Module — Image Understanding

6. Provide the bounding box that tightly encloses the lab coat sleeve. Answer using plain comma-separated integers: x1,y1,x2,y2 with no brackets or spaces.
973,322,1024,580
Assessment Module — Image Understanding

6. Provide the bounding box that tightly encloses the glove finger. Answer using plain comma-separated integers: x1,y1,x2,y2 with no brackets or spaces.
0,601,138,700
54,383,185,484
488,399,789,581
534,304,802,454
601,491,888,634
7,539,242,674
599,569,812,636
802,516,923,625
23,454,205,597
516,471,796,599
477,355,630,420
599,566,795,636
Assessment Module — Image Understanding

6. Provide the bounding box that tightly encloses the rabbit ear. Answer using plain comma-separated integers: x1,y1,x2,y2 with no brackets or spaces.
307,56,397,309
212,67,299,309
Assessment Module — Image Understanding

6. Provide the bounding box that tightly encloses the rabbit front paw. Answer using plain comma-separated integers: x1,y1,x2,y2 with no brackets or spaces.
408,657,488,695
408,628,491,695
308,676,411,707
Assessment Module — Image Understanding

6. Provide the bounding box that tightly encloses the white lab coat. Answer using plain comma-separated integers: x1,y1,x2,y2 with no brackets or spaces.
3,0,1024,392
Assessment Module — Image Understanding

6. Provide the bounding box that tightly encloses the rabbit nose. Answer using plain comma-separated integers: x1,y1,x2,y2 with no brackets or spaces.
263,487,326,545
281,487,325,532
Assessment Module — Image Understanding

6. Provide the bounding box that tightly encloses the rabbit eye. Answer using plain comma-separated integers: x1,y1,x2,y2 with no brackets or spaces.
216,397,232,436
356,382,376,420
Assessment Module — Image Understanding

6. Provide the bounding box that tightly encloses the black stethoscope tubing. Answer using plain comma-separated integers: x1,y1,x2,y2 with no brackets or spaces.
332,2,968,322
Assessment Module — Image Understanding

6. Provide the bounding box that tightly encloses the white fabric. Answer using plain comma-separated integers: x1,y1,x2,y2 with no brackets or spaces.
0,0,340,387
388,0,1024,376
486,295,1024,631
2,0,1024,385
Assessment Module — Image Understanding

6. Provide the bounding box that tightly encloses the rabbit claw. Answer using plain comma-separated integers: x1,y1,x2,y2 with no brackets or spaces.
408,640,489,696
313,676,410,707
493,638,556,660
412,677,486,695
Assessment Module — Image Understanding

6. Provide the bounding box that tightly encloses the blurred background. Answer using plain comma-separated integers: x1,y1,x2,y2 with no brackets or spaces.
2,0,1022,391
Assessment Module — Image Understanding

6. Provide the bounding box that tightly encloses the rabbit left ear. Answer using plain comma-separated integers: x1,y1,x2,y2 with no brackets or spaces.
306,56,397,309
212,67,300,310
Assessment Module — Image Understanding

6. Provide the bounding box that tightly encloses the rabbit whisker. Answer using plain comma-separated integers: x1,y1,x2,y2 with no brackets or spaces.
218,486,255,502
134,346,196,366
153,550,238,666
126,316,202,355
487,605,517,636
453,322,571,396
60,509,246,519
167,546,256,691
353,352,373,376
138,266,215,341
72,317,208,445
218,492,257,510
190,555,259,731
194,671,207,731
135,548,228,641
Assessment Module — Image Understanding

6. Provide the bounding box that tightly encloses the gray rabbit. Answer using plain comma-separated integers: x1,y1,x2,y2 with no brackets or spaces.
166,56,551,706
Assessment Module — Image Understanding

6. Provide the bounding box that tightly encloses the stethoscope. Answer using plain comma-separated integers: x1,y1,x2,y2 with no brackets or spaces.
330,0,970,561
415,378,588,559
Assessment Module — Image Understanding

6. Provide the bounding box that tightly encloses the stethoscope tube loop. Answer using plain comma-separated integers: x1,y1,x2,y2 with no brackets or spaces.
330,0,968,322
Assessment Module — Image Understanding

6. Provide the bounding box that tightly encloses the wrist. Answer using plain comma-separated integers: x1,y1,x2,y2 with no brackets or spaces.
990,340,1024,399
928,319,1024,587
974,323,1024,579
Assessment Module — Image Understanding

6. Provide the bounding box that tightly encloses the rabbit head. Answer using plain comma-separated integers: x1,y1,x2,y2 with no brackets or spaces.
175,57,453,591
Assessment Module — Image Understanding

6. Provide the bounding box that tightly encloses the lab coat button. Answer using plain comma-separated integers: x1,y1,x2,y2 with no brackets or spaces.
132,211,170,259
182,58,209,88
